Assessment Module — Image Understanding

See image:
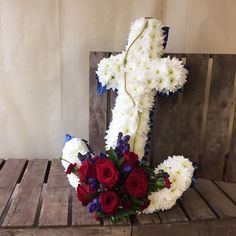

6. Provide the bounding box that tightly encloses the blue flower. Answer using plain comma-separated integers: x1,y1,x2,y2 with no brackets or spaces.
64,134,73,143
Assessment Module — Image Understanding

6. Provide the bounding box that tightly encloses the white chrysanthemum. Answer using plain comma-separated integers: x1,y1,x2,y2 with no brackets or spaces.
144,156,194,213
96,17,188,159
61,137,89,188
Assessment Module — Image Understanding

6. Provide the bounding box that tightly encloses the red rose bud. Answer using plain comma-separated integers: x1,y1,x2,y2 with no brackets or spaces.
96,159,119,188
78,160,96,183
99,191,120,216
77,184,96,206
66,163,77,175
122,151,140,169
124,168,148,198
164,177,171,189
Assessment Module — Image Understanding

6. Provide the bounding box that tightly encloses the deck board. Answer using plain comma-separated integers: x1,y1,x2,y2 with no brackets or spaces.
195,178,236,218
215,181,236,203
2,160,48,228
180,187,217,221
158,203,188,223
39,160,70,227
72,187,100,226
0,159,26,222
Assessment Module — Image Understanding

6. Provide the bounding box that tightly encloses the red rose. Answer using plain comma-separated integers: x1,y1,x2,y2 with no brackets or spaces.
77,184,96,206
93,212,100,221
100,191,120,215
66,163,77,174
124,168,148,198
78,160,96,183
96,159,119,188
122,151,140,169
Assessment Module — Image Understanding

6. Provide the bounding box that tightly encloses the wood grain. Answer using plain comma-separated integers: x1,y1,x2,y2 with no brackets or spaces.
89,52,109,153
181,187,217,221
3,160,48,228
215,181,236,203
39,160,70,227
150,54,182,166
72,187,99,226
158,204,188,223
0,159,26,222
202,55,236,180
177,54,209,162
195,178,236,218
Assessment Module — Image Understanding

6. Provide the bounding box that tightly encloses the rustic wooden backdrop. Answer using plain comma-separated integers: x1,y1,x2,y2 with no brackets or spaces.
89,52,236,183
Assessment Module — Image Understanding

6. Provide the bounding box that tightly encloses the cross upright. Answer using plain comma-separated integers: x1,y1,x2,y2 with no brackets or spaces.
96,17,187,159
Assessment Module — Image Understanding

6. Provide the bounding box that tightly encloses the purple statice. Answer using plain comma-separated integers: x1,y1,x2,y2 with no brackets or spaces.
88,197,100,213
115,132,131,158
88,177,98,190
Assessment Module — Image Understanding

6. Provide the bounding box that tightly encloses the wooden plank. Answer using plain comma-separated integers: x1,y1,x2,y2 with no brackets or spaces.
133,218,236,236
0,225,132,236
0,159,26,221
39,160,70,227
72,187,100,226
158,203,188,223
195,178,236,218
215,181,236,203
225,70,236,182
177,54,209,162
202,55,236,180
150,54,183,166
89,52,109,154
136,214,156,225
2,160,48,228
180,187,217,221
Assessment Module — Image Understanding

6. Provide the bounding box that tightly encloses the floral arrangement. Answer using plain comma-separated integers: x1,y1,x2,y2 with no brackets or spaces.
61,133,194,223
60,17,195,224
96,17,187,159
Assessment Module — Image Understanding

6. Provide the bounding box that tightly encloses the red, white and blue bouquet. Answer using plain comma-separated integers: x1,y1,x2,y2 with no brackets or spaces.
61,133,195,224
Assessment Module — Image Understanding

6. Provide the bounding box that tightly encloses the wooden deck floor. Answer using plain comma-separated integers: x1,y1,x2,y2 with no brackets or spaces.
0,159,236,236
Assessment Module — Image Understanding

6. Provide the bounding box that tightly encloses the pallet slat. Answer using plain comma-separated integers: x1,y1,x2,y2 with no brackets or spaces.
181,187,217,221
72,188,100,226
177,54,209,161
39,160,70,227
89,52,109,153
215,181,236,203
136,214,156,225
2,160,48,228
0,159,26,222
158,204,188,223
202,55,236,179
195,178,236,218
150,54,182,166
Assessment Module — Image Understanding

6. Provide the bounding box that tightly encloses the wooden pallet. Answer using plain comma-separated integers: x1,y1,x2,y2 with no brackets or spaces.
89,52,236,182
0,159,236,235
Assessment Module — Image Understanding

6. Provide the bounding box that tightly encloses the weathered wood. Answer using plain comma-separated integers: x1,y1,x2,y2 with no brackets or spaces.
202,55,236,180
177,54,209,162
39,160,70,227
136,214,156,225
195,178,236,218
133,218,236,236
215,181,236,203
2,160,48,228
225,71,236,182
150,54,183,166
72,187,99,226
180,187,217,221
89,52,110,154
0,159,26,222
158,203,188,223
0,225,132,236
